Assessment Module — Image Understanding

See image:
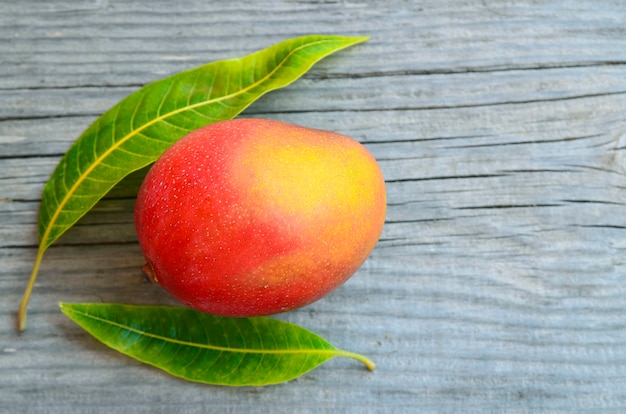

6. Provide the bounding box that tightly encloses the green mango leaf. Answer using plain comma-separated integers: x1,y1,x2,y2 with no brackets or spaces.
19,35,369,331
59,303,375,386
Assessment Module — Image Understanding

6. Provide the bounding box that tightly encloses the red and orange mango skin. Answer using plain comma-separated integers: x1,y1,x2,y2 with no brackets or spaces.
134,118,386,317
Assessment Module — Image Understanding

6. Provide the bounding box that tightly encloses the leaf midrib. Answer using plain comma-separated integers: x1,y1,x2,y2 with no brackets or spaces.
64,306,339,357
41,38,335,248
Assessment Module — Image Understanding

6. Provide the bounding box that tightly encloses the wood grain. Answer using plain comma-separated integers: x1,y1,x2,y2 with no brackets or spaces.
2,0,626,412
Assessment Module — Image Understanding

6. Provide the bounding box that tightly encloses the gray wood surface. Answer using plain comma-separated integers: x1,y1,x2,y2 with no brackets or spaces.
3,0,626,412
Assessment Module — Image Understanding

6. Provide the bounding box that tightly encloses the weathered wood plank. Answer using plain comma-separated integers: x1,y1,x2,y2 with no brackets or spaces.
3,0,626,413
2,1,626,89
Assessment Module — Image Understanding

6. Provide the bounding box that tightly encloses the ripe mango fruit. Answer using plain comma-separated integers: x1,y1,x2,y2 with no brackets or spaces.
134,118,386,317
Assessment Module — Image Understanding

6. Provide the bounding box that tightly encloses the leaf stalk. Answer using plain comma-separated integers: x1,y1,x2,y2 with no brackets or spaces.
18,245,45,331
335,349,377,371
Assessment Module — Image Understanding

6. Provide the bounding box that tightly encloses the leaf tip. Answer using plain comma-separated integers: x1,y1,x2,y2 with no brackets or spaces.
339,35,370,47
58,302,72,316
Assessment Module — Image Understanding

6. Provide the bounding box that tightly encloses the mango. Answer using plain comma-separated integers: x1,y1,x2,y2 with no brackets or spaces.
134,118,386,317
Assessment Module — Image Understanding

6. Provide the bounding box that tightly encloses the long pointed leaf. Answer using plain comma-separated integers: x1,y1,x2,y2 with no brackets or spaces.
19,35,369,330
60,303,375,386
41,34,367,251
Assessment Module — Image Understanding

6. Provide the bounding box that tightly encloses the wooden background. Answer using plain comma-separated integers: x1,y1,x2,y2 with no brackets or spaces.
2,0,626,412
